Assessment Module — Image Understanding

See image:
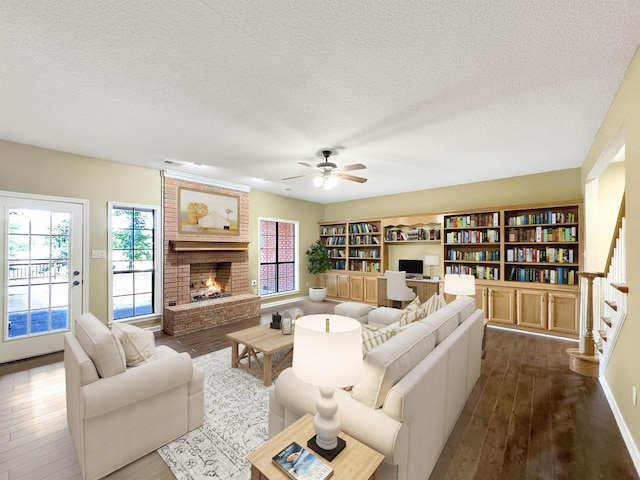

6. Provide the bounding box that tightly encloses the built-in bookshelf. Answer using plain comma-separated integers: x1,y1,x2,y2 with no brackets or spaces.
319,223,347,270
441,202,583,337
504,205,580,286
383,217,441,243
319,220,382,273
443,211,501,280
347,221,382,273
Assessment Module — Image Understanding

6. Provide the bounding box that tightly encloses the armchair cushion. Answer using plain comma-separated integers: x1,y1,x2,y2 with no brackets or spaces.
75,313,126,378
111,322,157,367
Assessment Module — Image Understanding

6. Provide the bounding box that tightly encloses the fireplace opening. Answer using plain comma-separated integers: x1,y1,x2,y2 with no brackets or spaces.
190,262,231,302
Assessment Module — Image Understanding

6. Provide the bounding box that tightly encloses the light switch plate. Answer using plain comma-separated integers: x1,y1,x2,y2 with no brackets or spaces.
91,250,106,259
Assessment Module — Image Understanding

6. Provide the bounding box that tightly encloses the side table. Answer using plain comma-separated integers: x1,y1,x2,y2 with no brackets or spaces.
247,413,384,480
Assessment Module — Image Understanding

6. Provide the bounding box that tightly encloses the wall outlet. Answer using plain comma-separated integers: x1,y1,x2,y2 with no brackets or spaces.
633,386,637,407
251,279,257,286
91,250,106,259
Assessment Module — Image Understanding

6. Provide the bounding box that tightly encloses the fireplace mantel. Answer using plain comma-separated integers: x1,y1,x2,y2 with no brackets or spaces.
170,241,250,251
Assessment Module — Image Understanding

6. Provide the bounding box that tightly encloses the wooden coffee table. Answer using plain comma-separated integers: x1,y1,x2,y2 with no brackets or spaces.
247,413,384,480
226,324,294,386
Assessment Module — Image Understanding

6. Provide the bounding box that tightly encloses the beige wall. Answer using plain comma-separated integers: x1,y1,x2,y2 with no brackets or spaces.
597,162,626,270
0,140,162,322
582,46,640,463
324,168,582,220
0,141,328,321
249,189,325,305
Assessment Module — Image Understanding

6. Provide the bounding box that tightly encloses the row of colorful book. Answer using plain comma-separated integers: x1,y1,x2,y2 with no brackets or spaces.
445,229,500,244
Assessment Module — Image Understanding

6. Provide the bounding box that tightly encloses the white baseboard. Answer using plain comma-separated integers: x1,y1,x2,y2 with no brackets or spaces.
260,296,339,310
599,376,640,476
260,295,309,310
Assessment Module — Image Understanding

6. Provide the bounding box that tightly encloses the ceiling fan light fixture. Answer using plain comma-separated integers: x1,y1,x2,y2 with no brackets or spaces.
313,174,338,190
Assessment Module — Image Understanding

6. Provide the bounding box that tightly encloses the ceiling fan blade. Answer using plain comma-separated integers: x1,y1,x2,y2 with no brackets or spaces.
337,172,368,183
282,174,311,181
339,163,367,172
297,162,316,169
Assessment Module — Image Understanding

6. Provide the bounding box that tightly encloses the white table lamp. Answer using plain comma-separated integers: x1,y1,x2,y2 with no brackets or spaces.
444,273,476,297
292,314,363,460
423,254,439,279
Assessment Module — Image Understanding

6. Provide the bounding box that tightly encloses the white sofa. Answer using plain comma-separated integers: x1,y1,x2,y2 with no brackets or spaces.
64,313,204,480
269,296,483,480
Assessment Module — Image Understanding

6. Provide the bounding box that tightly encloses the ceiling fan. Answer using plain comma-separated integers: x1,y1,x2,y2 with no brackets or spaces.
282,149,367,189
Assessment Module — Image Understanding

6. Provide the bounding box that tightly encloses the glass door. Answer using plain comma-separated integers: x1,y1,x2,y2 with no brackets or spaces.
1,194,85,363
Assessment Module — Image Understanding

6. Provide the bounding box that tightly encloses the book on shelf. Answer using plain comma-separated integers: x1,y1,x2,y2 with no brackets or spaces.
272,441,334,480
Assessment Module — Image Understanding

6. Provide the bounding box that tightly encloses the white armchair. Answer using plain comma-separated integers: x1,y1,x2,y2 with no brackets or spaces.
64,313,204,480
385,270,417,308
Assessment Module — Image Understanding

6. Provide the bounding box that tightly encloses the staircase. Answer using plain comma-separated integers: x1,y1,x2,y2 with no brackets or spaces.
597,202,627,373
568,195,627,377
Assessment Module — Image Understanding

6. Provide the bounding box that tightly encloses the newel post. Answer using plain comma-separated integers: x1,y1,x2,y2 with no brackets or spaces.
577,271,605,356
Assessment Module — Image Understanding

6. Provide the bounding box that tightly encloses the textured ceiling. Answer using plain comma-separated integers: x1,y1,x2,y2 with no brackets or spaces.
1,1,639,203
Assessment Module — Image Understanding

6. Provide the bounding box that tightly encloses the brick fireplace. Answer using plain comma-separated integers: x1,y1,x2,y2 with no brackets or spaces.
162,172,260,336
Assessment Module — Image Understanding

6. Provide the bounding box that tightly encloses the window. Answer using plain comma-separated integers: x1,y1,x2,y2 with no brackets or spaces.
259,218,299,295
109,203,162,321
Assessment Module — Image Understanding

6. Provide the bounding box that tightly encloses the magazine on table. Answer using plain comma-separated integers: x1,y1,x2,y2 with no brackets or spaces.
272,441,334,480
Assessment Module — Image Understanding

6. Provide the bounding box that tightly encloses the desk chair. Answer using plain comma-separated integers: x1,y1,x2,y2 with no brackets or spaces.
385,270,417,309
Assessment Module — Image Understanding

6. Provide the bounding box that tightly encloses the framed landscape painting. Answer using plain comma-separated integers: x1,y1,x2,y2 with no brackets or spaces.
178,188,239,235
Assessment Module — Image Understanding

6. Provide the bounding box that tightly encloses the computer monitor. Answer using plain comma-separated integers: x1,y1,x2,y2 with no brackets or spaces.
398,259,423,278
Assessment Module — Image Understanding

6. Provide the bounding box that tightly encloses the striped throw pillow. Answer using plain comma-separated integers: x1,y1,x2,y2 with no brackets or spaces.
421,293,448,317
362,324,394,355
398,296,422,326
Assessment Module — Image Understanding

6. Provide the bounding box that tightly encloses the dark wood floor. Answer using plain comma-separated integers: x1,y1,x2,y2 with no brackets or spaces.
1,301,637,480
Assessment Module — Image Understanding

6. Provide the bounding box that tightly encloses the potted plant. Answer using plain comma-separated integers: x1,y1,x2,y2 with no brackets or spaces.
305,239,332,302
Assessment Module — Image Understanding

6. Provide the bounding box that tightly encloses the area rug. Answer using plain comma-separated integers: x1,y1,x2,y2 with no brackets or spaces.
158,347,290,479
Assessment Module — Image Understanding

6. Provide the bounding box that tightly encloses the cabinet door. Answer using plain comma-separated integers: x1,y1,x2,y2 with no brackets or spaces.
476,286,488,319
516,289,548,330
350,276,364,301
325,273,338,297
337,275,351,299
548,291,579,334
363,277,378,304
487,287,515,325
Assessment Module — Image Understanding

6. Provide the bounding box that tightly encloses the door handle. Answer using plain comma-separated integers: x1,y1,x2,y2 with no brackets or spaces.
73,280,80,286
73,271,80,276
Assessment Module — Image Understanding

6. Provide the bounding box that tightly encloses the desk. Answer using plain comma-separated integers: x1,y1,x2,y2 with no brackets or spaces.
247,414,383,480
377,277,440,307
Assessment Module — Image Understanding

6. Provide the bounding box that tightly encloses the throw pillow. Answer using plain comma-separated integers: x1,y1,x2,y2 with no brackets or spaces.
361,324,394,355
421,293,448,317
74,313,127,378
111,322,157,367
381,321,418,337
398,296,422,327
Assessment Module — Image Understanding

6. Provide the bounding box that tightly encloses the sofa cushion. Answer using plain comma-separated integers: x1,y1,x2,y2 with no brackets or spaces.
420,306,460,344
361,324,394,355
111,322,157,367
351,321,437,409
74,313,126,378
445,295,477,324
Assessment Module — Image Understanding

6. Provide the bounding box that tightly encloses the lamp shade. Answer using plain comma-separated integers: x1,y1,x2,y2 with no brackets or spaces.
423,254,439,266
293,314,363,388
443,274,476,296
